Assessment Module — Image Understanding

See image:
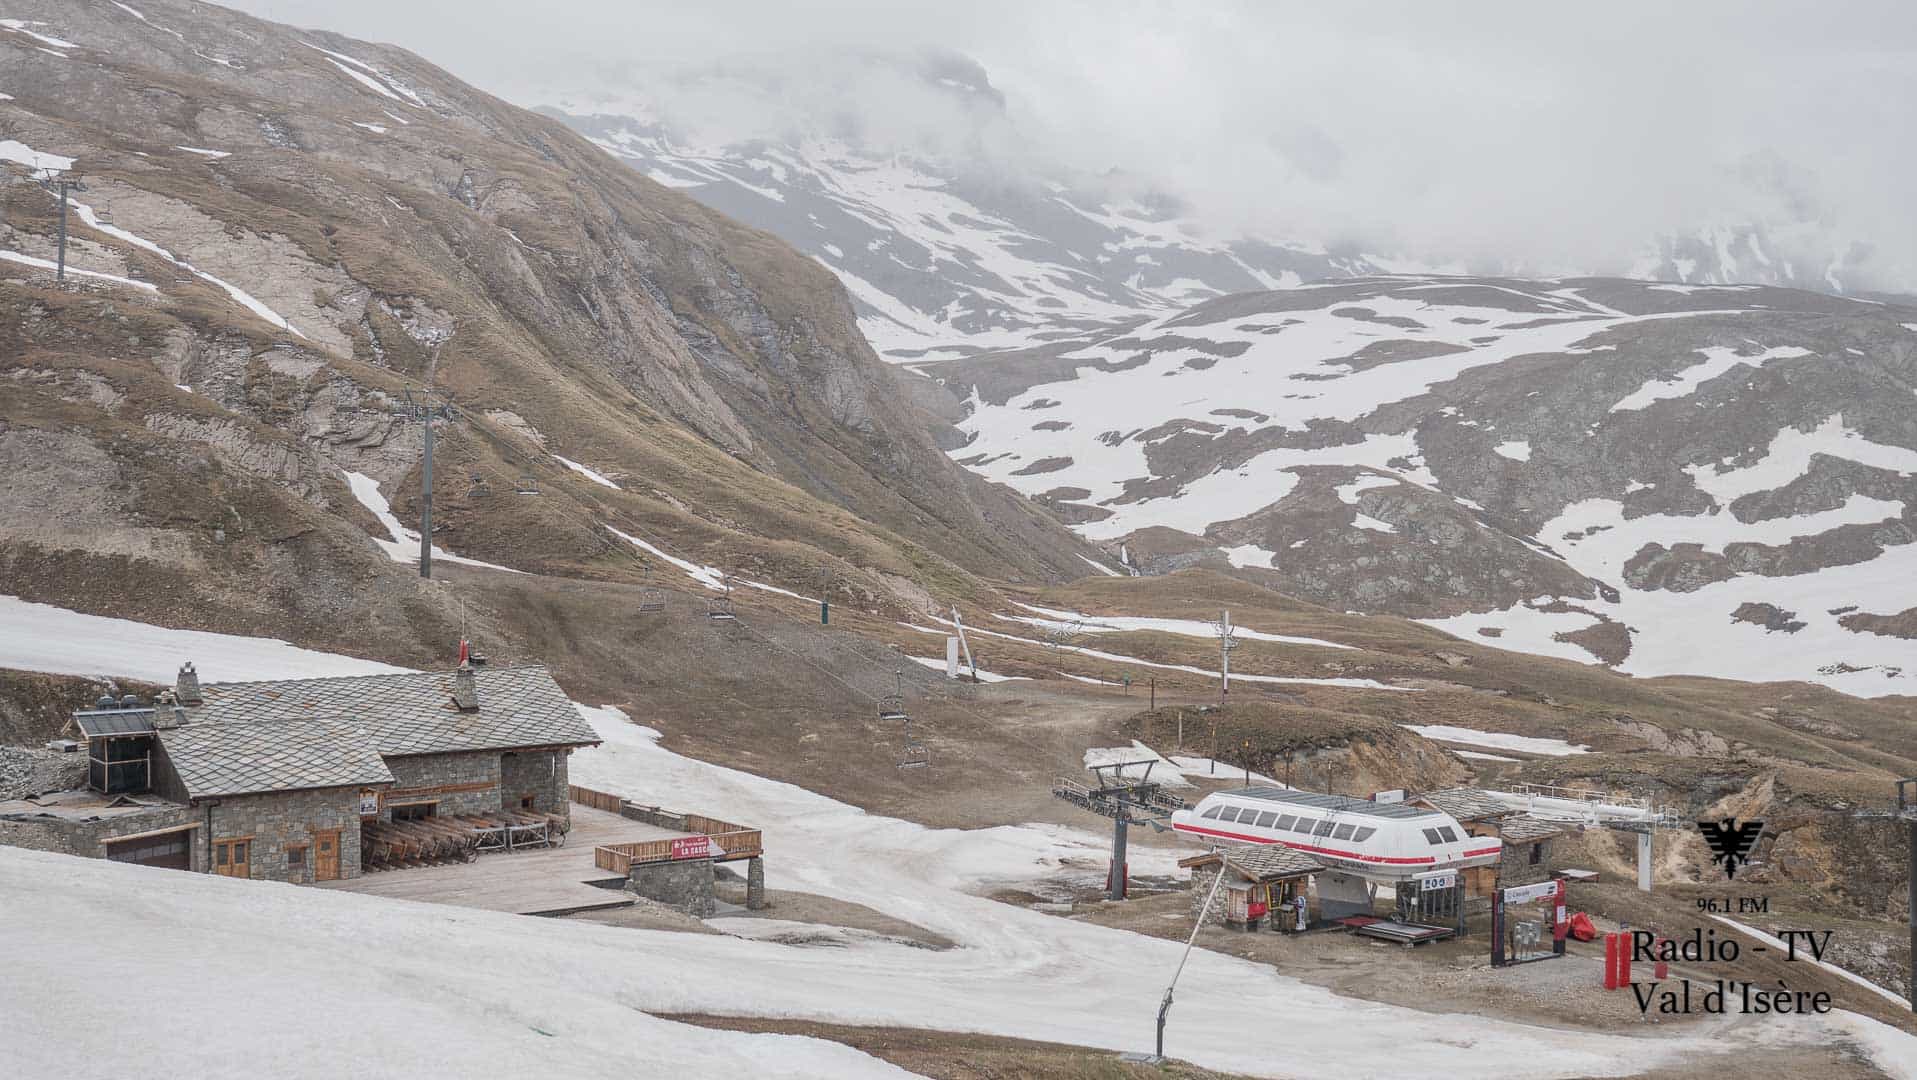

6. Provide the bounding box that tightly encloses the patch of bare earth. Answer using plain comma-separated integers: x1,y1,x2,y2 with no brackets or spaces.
660,1015,1254,1079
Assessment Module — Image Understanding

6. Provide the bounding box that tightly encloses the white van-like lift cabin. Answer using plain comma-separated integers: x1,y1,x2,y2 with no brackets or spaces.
1170,787,1503,881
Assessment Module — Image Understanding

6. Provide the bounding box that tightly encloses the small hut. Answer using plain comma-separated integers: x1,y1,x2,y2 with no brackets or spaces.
1180,846,1324,932
1410,788,1573,909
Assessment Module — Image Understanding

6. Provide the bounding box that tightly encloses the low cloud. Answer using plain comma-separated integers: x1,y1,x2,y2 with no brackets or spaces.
229,0,1917,289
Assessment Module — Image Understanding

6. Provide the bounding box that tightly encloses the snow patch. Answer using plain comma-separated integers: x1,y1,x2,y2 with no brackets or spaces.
1611,345,1811,412
0,138,73,176
0,595,411,682
552,454,620,490
1402,724,1590,756
342,470,524,574
0,250,155,291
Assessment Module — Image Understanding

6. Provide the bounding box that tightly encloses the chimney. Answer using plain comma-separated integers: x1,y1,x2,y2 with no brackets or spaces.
175,662,203,705
451,662,479,712
155,705,184,730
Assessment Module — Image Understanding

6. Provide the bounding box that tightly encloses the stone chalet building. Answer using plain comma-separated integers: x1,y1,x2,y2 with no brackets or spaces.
0,662,599,882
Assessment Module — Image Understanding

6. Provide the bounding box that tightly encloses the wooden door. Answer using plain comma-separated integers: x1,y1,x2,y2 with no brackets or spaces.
213,838,250,879
312,829,341,882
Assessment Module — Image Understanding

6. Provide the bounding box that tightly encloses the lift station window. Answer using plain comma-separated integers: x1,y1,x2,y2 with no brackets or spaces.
1202,805,1223,819
1438,826,1459,842
1352,827,1376,842
1332,823,1355,841
1312,820,1336,837
1275,814,1296,831
1291,817,1316,834
1423,828,1444,844
1256,812,1279,828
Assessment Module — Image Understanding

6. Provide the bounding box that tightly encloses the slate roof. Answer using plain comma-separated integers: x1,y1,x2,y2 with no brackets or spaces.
190,665,600,757
1496,814,1570,843
1179,845,1325,880
1414,790,1572,843
159,720,394,799
1414,788,1510,823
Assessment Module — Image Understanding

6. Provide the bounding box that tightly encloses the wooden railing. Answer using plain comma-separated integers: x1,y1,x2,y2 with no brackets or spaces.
573,785,762,872
592,828,762,873
568,784,624,814
595,840,675,873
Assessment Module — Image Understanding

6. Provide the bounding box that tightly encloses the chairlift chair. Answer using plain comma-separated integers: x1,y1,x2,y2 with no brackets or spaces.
513,475,540,495
705,594,735,620
897,735,930,770
877,669,909,721
638,588,666,614
468,475,492,499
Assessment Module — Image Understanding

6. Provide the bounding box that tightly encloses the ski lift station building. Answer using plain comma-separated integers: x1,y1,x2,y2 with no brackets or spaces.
0,663,600,883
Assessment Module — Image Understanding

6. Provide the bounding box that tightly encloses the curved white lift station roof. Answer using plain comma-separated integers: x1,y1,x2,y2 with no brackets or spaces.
1171,788,1501,882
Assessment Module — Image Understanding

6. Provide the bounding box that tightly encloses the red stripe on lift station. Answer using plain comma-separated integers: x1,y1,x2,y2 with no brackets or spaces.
1173,822,1437,865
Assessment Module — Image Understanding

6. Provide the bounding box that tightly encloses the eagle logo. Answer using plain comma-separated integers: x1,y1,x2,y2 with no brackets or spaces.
1697,818,1764,880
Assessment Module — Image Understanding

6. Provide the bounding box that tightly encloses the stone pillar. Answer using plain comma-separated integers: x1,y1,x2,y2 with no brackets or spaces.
746,856,767,910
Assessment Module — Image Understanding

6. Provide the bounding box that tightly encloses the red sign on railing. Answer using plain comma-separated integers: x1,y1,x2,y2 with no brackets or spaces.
670,835,713,860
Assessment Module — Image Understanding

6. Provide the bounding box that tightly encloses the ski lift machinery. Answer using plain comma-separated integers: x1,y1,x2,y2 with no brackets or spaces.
1051,760,1186,901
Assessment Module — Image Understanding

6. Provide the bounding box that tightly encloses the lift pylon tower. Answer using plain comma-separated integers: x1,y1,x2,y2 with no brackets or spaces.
1051,760,1186,901
389,389,456,579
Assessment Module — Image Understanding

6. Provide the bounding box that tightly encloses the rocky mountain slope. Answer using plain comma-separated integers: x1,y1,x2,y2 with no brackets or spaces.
558,112,1378,364
933,276,1917,696
545,57,1901,365
542,50,1392,364
0,0,1108,653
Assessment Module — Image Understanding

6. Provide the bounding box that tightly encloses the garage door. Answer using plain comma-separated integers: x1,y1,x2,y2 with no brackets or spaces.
105,831,192,871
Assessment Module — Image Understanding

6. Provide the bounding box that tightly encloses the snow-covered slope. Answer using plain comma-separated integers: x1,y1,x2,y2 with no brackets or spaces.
558,109,1381,363
937,275,1917,695
6,700,1913,1079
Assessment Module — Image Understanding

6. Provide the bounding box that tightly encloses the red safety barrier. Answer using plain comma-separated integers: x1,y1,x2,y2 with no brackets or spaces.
1653,937,1669,981
1602,931,1638,989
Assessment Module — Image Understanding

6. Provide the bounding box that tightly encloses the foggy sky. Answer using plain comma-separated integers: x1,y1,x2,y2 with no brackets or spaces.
224,1,1917,288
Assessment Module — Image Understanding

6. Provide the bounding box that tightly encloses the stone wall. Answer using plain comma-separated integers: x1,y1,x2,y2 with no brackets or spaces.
628,855,715,917
1500,837,1559,890
0,803,203,870
1189,864,1253,927
209,786,363,882
0,746,88,802
382,751,501,818
500,749,570,817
